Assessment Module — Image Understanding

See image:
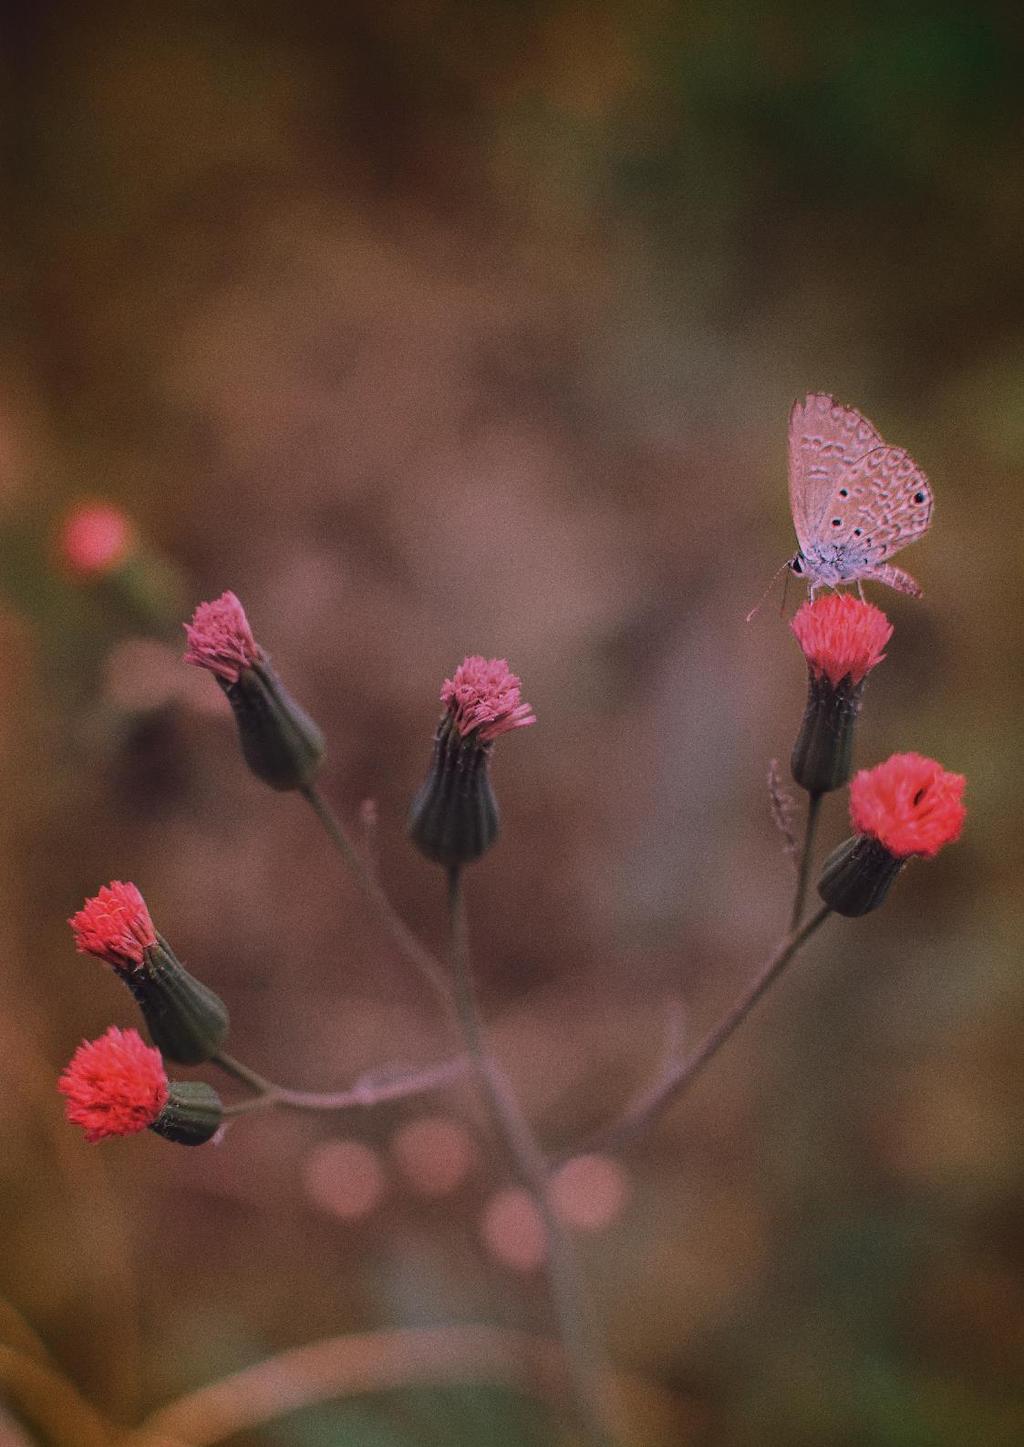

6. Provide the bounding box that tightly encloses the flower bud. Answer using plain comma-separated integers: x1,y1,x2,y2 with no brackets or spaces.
59,1027,223,1147
69,883,229,1064
790,597,893,795
409,656,535,868
221,658,325,791
817,753,967,917
149,1080,224,1146
817,834,905,916
128,933,230,1065
409,714,500,866
184,591,324,791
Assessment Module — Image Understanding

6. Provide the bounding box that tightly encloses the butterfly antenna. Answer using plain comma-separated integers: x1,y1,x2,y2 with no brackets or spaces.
780,567,791,617
745,559,791,624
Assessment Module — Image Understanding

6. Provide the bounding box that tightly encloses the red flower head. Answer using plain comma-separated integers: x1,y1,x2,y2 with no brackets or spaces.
58,503,132,577
183,591,261,684
59,1027,168,1143
790,595,893,688
850,752,967,859
69,882,157,973
441,656,536,744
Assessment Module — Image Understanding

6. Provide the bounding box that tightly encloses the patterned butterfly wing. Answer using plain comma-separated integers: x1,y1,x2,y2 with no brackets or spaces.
827,445,933,574
788,393,884,555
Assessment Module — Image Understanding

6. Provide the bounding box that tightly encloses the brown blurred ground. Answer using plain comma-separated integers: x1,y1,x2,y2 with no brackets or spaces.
0,3,1022,1444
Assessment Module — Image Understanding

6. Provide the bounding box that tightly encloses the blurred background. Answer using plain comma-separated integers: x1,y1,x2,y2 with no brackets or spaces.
0,2,1021,1444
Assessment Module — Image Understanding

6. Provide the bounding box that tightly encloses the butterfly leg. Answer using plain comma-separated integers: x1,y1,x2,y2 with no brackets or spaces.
857,580,866,602
860,564,923,598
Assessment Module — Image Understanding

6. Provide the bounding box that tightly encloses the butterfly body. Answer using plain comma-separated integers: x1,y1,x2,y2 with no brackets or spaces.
787,393,933,598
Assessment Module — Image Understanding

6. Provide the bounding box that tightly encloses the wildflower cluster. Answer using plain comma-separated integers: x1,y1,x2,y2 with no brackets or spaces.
49,402,969,1447
59,592,534,1143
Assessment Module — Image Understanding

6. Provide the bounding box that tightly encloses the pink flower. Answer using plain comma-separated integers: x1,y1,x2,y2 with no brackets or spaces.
441,656,536,743
183,591,261,684
849,753,966,859
69,882,157,972
58,503,132,577
59,1027,168,1143
790,595,893,688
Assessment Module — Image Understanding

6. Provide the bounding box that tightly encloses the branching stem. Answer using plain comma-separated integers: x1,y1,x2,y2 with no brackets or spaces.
214,1051,468,1118
581,905,833,1156
301,782,454,1012
447,867,613,1447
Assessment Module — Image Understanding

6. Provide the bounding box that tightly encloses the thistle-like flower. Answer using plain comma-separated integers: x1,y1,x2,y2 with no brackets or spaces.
409,656,536,867
70,882,229,1064
59,1026,222,1146
184,591,324,791
818,753,967,916
790,595,893,795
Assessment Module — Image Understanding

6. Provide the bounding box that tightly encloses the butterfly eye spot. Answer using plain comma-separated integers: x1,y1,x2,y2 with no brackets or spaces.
854,528,862,536
831,518,841,527
839,488,848,497
914,491,925,504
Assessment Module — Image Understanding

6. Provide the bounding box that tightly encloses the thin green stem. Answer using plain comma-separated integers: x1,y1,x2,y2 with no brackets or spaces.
213,1050,468,1117
447,868,613,1447
581,905,833,1157
790,791,823,931
301,783,454,1013
211,1051,277,1094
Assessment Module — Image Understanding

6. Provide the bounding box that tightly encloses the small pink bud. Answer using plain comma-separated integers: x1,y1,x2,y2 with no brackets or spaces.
410,656,536,867
183,592,325,790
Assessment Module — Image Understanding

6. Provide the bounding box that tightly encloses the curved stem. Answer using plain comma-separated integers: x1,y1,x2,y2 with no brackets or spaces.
582,905,833,1157
301,783,454,1013
125,1324,679,1447
0,1345,113,1447
790,791,823,931
213,1050,468,1117
211,1051,277,1095
447,868,613,1447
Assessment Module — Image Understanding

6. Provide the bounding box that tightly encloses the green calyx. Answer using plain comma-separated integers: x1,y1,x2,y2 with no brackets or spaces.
222,660,325,792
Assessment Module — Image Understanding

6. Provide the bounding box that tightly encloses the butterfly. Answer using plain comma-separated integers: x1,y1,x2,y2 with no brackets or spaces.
787,392,933,597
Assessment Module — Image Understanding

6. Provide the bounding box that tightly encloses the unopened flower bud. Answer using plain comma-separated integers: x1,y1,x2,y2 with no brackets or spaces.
184,591,324,791
69,882,229,1064
409,655,535,867
818,753,966,916
790,596,893,795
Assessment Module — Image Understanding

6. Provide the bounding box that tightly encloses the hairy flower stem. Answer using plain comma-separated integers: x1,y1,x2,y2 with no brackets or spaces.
214,1051,468,1117
585,905,833,1156
790,791,823,931
301,783,455,1012
447,868,613,1447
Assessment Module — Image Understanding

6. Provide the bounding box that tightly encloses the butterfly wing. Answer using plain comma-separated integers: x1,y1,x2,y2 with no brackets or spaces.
788,394,885,554
827,445,933,570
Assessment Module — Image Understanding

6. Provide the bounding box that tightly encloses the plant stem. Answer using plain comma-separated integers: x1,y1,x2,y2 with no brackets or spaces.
214,1051,468,1117
790,791,823,931
301,782,455,1012
447,867,613,1447
583,905,833,1156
